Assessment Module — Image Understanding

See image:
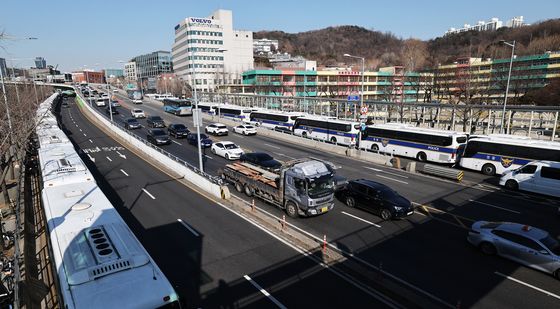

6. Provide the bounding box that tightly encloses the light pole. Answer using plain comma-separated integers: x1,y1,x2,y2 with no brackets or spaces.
500,40,515,134
344,53,365,147
189,48,205,173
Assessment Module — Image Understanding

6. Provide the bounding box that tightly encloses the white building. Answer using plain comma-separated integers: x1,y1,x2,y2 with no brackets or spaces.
445,17,504,35
172,9,254,92
507,16,526,28
253,38,279,55
124,61,137,81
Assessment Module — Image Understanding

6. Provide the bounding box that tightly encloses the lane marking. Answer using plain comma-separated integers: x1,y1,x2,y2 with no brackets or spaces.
494,272,560,300
204,155,213,160
141,188,156,200
277,153,296,159
364,166,409,178
75,124,78,127
83,133,87,137
88,139,93,143
468,199,521,214
177,219,200,237
244,275,287,309
375,174,409,184
172,140,182,145
79,129,82,132
341,211,382,228
87,154,95,162
120,169,129,176
264,143,281,150
106,156,112,162
364,166,382,172
116,151,127,159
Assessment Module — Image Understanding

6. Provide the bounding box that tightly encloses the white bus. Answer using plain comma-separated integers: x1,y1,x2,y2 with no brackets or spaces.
359,123,468,164
460,134,560,175
293,116,359,146
215,104,256,121
249,111,304,130
197,102,218,115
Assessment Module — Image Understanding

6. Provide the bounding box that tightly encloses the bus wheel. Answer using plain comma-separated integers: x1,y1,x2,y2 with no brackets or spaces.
416,152,427,162
505,180,518,191
302,132,307,138
482,163,496,176
330,137,337,144
371,144,379,152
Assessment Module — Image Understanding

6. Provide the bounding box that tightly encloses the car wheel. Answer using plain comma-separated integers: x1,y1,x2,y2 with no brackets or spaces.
416,152,427,162
244,184,254,197
205,128,209,133
505,180,518,191
285,202,298,218
371,144,379,152
345,196,356,208
211,148,216,154
235,182,243,193
380,209,392,221
479,242,497,255
482,163,496,176
225,153,230,160
554,269,560,280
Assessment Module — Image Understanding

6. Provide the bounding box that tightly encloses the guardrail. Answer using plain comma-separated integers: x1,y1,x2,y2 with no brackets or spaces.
421,164,464,182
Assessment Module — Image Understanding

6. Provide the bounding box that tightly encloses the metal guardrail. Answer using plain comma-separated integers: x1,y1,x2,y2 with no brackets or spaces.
421,164,464,182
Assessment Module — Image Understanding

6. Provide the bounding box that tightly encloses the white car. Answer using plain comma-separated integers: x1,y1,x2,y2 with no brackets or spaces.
211,141,244,160
233,124,257,136
95,98,107,107
205,123,228,136
132,99,143,104
131,109,146,118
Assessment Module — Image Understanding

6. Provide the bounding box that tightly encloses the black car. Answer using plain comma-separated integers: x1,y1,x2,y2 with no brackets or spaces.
337,179,413,220
147,129,171,145
168,124,190,138
186,133,213,148
124,118,141,130
105,106,118,115
240,152,282,172
147,115,165,128
61,99,70,108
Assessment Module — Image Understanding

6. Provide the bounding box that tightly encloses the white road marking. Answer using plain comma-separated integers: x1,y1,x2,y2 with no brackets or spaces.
120,169,129,176
363,166,382,172
172,140,182,145
341,211,382,228
244,275,287,309
79,129,82,132
141,188,156,200
277,153,296,159
494,272,560,300
177,219,200,237
116,151,127,159
264,143,281,150
89,139,93,143
468,199,521,214
364,166,409,178
204,155,213,160
75,124,78,127
83,133,87,137
375,174,409,184
87,154,95,162
106,156,112,162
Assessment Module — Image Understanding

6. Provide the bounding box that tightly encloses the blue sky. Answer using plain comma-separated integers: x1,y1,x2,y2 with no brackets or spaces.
1,0,559,72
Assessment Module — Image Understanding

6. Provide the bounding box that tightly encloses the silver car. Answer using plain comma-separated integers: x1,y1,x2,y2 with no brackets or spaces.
468,221,560,278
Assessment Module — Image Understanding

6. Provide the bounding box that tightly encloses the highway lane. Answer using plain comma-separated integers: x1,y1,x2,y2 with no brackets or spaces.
63,95,395,308
89,88,560,308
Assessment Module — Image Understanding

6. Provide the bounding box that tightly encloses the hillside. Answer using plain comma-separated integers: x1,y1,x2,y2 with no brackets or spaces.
254,19,560,71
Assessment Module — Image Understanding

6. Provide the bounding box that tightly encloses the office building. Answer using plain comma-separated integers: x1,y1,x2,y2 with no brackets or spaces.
104,68,124,78
253,38,279,55
35,57,46,69
71,70,105,84
131,51,173,80
124,61,137,81
172,9,254,92
0,58,6,78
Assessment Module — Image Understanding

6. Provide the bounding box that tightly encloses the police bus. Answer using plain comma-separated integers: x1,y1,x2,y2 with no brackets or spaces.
359,123,468,164
197,102,218,115
249,111,304,130
215,104,256,121
163,98,193,116
293,116,359,146
459,134,560,175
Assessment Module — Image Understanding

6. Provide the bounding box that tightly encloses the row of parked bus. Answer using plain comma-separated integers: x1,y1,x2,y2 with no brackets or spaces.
158,101,560,178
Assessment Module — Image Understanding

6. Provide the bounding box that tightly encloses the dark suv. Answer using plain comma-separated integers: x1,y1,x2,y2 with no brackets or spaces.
168,124,190,138
147,129,171,145
147,115,165,128
240,152,282,172
337,179,413,220
124,118,141,130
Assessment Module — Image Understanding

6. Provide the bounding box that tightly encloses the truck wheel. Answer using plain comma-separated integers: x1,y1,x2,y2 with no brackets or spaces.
285,202,298,218
235,183,243,193
482,163,496,176
244,185,254,197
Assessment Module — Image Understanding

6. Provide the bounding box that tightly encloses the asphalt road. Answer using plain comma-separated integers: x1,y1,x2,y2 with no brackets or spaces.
85,88,560,308
59,96,393,308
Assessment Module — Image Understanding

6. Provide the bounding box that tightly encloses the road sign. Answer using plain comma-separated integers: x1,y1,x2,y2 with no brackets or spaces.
360,106,368,114
347,95,360,101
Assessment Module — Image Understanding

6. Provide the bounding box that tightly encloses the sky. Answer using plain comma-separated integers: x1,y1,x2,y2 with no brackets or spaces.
1,0,559,72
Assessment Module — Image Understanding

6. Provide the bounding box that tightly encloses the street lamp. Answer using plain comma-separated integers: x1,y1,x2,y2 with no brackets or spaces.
344,53,365,146
499,40,516,134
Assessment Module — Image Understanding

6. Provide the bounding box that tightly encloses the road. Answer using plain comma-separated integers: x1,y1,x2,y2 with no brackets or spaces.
86,88,560,308
59,96,394,308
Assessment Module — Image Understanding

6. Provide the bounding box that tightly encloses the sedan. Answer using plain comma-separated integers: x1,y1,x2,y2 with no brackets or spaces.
468,221,560,278
211,141,244,160
105,106,118,115
205,123,228,136
233,124,257,135
186,133,213,148
168,124,190,138
124,118,141,130
337,179,413,220
147,129,171,145
131,109,146,118
147,115,165,128
240,152,282,172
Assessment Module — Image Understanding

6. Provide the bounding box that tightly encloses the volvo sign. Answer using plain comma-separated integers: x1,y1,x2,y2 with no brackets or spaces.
190,17,213,24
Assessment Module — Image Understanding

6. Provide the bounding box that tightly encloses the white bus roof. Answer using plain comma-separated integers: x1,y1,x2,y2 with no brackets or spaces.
297,115,359,124
371,123,467,136
470,135,560,149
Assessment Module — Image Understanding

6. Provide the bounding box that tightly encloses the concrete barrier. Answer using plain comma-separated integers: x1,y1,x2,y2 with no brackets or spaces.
76,94,229,200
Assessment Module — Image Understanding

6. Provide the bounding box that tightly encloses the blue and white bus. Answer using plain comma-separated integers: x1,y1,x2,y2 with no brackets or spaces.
215,104,256,121
249,111,304,130
359,123,468,164
459,135,560,175
163,98,193,116
293,116,359,146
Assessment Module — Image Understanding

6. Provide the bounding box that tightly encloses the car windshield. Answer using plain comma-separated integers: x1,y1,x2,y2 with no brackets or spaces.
152,116,163,121
218,125,227,129
153,130,166,136
254,153,272,161
540,234,560,255
200,134,209,139
307,175,334,198
245,126,254,129
174,124,186,130
134,110,143,113
225,144,239,150
127,119,137,123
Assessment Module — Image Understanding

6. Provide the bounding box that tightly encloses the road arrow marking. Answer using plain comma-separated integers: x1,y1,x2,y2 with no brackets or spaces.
116,151,127,159
87,154,95,162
